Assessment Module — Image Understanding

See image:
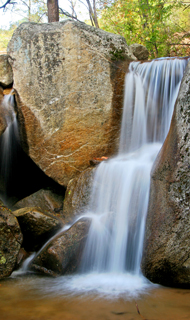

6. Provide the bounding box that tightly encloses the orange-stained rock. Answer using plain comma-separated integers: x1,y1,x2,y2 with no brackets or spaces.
3,88,13,95
63,167,96,223
7,20,136,186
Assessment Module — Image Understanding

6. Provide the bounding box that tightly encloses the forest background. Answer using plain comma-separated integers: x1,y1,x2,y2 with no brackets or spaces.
0,0,190,59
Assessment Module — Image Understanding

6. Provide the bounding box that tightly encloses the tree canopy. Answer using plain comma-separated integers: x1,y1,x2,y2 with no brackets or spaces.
99,0,190,58
0,0,189,57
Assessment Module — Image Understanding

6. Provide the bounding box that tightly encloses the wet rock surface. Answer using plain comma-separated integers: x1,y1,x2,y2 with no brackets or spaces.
31,218,91,276
142,60,190,288
0,200,23,279
63,167,96,223
7,20,136,186
15,247,30,270
13,207,63,251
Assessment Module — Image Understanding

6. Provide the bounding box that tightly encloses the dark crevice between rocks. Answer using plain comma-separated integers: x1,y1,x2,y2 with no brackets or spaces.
0,94,66,208
107,59,131,156
0,82,13,90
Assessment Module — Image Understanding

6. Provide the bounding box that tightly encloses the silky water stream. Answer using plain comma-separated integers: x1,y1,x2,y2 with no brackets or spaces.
0,58,190,320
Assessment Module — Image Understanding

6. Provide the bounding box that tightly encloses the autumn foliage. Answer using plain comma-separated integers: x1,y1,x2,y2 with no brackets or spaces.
99,0,190,58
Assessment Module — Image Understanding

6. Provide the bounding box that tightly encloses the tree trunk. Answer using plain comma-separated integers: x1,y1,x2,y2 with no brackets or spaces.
47,0,59,22
28,0,31,22
86,0,99,28
93,0,99,28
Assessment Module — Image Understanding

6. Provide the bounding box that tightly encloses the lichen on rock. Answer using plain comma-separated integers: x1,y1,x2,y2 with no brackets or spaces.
0,200,23,279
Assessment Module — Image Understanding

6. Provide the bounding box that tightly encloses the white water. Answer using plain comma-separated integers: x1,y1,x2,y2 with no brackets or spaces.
61,58,187,297
0,93,19,204
14,58,188,298
12,253,36,277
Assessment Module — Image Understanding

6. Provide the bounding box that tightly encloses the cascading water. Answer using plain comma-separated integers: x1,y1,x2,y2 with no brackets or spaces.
51,57,187,297
12,57,188,298
79,58,187,277
0,93,19,205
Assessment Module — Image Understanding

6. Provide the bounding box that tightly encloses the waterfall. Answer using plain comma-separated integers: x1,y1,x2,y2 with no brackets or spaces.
79,58,187,277
0,93,19,205
58,58,187,297
0,94,66,207
7,57,188,298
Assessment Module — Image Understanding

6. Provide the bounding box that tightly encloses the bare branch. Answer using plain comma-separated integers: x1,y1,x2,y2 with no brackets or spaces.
183,3,190,10
0,0,16,9
67,0,77,18
93,0,99,28
78,0,89,10
20,0,30,10
37,11,47,22
59,7,82,22
169,43,190,46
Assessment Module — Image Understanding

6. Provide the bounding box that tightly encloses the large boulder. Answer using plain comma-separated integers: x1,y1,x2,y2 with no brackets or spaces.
7,20,136,186
0,54,13,87
13,207,63,251
13,188,64,216
141,61,190,288
63,167,96,223
31,218,91,276
0,200,23,279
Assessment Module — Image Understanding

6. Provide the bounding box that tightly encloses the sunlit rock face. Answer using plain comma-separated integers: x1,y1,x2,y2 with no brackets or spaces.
142,60,190,288
7,20,136,186
63,167,96,223
0,54,13,87
0,200,23,279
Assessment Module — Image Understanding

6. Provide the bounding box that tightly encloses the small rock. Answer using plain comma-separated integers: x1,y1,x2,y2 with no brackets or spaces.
0,200,23,279
130,44,149,60
13,207,63,251
13,188,64,216
31,218,91,276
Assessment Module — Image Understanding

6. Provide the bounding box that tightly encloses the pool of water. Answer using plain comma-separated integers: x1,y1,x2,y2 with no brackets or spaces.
0,274,190,320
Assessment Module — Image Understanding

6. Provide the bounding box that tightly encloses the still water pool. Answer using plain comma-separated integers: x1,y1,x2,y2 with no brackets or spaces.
0,274,190,320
